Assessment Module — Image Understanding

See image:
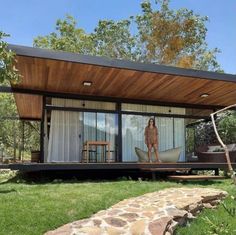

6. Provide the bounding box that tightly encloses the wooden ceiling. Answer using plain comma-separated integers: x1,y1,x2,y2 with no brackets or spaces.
10,47,236,120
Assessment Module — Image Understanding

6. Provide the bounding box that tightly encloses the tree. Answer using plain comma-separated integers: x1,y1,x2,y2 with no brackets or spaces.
211,105,236,183
0,33,39,160
33,15,94,54
0,31,20,84
34,16,137,60
135,0,222,71
91,19,137,60
0,93,40,160
34,0,222,72
218,111,236,144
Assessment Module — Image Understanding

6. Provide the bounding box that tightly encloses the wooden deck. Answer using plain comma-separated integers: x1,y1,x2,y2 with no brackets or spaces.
3,162,236,172
0,164,10,169
167,175,226,181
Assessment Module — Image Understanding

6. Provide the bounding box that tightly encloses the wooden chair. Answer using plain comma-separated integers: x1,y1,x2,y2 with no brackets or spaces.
105,149,117,162
81,144,97,163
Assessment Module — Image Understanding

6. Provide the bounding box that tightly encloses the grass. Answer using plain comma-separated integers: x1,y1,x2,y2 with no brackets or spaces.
0,171,236,235
175,180,236,235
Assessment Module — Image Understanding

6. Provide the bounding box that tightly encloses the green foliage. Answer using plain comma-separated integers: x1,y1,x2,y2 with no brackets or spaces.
33,15,94,54
201,216,231,235
175,180,236,235
189,111,236,149
186,127,195,153
135,0,222,71
193,120,218,147
0,31,20,83
33,0,222,72
0,94,40,159
0,93,17,117
91,19,137,60
218,111,236,144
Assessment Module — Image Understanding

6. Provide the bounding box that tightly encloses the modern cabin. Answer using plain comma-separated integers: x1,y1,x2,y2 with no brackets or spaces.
1,44,236,172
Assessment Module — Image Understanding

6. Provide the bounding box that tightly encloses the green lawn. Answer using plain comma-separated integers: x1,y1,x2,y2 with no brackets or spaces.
0,172,236,235
175,180,236,235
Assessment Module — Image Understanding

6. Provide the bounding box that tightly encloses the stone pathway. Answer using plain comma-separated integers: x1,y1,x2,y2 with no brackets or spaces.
45,187,227,235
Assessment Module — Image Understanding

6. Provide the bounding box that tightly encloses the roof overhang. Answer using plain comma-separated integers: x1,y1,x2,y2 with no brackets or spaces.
7,44,236,120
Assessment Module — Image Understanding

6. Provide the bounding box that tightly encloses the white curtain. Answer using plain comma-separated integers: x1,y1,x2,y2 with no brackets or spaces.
122,115,150,162
44,111,48,161
83,112,96,142
46,99,186,162
105,114,117,160
83,112,117,162
157,117,174,151
174,118,185,161
47,99,82,162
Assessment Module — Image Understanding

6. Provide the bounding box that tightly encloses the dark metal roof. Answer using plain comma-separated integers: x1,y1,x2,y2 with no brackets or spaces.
8,44,236,83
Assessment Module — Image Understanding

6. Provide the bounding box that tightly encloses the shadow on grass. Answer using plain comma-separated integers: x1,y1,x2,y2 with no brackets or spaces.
0,189,17,194
0,169,229,189
0,170,159,185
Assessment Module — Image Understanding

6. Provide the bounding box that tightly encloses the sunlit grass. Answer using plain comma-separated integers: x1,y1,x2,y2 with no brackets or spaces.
175,180,236,235
0,171,235,235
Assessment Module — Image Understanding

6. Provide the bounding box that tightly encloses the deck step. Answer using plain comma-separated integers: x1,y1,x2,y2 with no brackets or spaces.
167,175,226,181
140,168,191,172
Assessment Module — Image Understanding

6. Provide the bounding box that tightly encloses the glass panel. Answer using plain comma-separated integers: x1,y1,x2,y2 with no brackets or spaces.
83,112,118,162
47,109,118,162
186,127,195,155
47,110,82,162
83,113,96,142
174,118,185,161
157,117,174,151
47,98,116,110
97,113,106,141
105,114,118,162
122,115,186,162
122,115,150,162
122,103,185,115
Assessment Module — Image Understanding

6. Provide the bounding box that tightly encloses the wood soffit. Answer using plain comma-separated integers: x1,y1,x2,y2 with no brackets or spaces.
8,45,236,119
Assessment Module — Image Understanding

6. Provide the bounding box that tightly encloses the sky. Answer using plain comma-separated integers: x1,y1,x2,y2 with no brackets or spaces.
0,0,235,74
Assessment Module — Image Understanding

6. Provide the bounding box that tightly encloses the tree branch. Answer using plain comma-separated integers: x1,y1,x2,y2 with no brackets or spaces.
210,104,236,182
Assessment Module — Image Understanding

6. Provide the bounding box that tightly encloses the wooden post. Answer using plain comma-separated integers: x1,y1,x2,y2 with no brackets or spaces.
215,168,219,176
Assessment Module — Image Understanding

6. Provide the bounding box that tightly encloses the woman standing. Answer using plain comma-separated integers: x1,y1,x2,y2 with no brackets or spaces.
144,118,160,163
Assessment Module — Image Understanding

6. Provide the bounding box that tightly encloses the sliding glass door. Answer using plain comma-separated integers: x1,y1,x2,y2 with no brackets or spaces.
45,98,186,163
47,110,83,162
83,112,118,162
47,111,118,162
122,115,185,162
122,115,149,162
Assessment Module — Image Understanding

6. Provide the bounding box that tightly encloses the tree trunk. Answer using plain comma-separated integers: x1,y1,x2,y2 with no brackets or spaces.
210,104,236,184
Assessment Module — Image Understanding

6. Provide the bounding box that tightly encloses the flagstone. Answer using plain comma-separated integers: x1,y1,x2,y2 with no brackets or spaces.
45,187,227,235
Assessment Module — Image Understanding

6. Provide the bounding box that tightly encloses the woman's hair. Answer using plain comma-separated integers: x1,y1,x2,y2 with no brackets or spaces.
148,118,156,127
